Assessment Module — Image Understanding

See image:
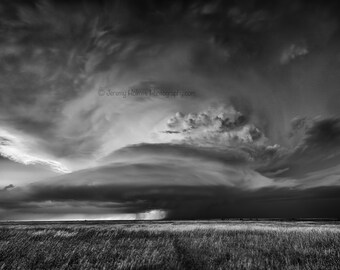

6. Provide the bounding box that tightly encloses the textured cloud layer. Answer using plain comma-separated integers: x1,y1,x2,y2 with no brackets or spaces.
1,142,340,220
163,105,266,147
1,0,340,170
1,0,340,219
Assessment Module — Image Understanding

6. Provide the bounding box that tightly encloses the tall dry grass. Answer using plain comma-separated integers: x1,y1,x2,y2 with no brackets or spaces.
0,221,339,269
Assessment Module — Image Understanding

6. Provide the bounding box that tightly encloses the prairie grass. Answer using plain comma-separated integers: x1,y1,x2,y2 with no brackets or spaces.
0,221,339,269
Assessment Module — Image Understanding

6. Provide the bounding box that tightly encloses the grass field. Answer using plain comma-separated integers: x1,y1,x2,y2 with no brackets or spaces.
0,220,340,269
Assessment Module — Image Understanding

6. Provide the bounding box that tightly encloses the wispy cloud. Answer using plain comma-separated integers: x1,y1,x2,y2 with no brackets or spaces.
0,127,70,173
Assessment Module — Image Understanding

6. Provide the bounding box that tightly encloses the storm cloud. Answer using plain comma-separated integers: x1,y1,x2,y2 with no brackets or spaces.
1,0,340,219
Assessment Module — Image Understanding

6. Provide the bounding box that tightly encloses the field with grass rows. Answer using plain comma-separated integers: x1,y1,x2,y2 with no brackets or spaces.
0,220,340,269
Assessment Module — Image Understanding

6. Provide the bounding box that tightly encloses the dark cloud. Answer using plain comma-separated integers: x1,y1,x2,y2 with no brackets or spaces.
1,0,340,219
0,136,12,146
259,117,340,180
1,0,340,153
0,142,276,219
1,126,340,220
1,184,14,191
1,181,340,220
304,117,340,147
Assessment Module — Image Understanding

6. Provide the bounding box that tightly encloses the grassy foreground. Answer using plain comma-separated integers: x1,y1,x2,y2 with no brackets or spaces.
0,220,339,269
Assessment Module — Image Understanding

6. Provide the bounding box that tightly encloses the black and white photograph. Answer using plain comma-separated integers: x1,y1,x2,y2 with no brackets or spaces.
0,0,340,269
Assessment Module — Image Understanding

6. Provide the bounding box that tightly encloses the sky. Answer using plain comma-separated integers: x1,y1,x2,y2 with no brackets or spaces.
1,0,340,220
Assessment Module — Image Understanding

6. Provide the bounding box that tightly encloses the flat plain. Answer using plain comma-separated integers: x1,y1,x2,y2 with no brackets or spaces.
0,220,340,270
